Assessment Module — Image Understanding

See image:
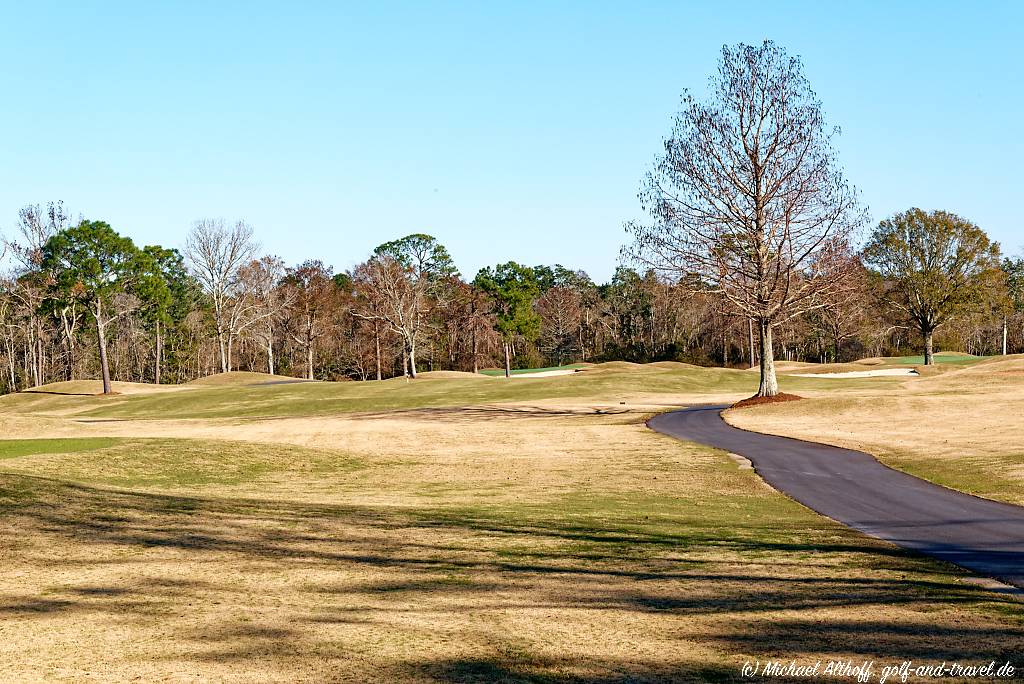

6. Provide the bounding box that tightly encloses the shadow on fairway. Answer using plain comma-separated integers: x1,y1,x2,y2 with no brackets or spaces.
2,473,1022,681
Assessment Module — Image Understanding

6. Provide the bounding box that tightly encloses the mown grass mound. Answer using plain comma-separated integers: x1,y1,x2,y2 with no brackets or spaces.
477,363,590,376
417,370,493,379
187,371,291,386
588,361,645,371
23,380,181,396
876,352,988,366
772,361,818,370
55,363,756,420
4,361,915,422
912,354,1024,390
646,360,704,370
781,361,927,376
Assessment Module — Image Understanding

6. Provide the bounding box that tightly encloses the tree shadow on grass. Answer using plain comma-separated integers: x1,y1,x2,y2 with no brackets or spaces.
1,472,1023,681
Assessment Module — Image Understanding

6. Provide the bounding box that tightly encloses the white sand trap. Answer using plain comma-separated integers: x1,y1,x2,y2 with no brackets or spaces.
509,369,582,378
792,368,919,378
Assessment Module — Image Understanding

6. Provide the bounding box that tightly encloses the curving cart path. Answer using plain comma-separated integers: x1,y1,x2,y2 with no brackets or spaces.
648,406,1024,589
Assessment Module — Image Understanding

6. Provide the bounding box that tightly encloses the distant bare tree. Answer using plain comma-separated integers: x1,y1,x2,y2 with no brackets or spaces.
237,255,290,375
4,202,75,386
626,41,865,396
185,219,258,373
0,283,16,390
352,256,430,378
460,283,497,374
536,287,582,365
282,260,338,380
806,248,869,362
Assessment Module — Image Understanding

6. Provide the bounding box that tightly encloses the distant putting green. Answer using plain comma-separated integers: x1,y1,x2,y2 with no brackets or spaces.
478,363,588,376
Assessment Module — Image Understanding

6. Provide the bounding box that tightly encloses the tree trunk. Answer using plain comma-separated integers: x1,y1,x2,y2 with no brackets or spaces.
65,309,77,381
503,342,511,378
923,329,935,365
154,320,162,385
96,310,113,395
833,334,840,365
29,320,41,387
1003,317,1009,356
408,341,417,379
306,343,314,380
748,318,755,369
374,324,382,381
227,334,234,373
471,326,479,374
5,334,17,390
35,332,44,387
218,329,228,374
756,319,778,397
267,336,275,376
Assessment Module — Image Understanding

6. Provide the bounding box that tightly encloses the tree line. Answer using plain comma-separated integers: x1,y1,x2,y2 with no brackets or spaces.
2,41,1021,397
0,200,1019,397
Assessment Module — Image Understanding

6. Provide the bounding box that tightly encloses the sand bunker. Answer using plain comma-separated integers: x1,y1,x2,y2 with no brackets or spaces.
509,369,583,378
791,368,919,379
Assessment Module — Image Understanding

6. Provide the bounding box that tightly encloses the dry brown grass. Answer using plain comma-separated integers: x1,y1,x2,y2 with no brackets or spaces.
1,370,1022,681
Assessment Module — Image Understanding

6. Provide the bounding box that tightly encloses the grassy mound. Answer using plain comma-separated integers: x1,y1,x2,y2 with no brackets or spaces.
877,352,988,366
188,371,288,386
478,363,589,376
772,361,818,370
646,360,704,370
3,362,914,422
23,380,182,395
588,361,644,371
417,370,492,379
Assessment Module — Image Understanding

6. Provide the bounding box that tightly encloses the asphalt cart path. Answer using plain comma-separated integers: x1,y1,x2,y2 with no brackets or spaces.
648,406,1024,589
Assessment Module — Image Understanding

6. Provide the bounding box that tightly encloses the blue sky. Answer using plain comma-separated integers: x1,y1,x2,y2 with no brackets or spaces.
1,1,1021,282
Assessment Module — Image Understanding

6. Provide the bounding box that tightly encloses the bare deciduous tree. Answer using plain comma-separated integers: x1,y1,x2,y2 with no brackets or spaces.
805,248,869,362
282,260,338,380
185,219,258,373
352,256,431,379
4,202,74,386
237,255,290,375
536,287,582,365
626,41,865,396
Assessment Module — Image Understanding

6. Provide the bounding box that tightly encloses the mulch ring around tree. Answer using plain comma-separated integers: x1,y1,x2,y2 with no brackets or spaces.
731,393,803,410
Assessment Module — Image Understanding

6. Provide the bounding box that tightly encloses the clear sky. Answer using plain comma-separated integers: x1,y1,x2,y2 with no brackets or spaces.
1,1,1021,282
